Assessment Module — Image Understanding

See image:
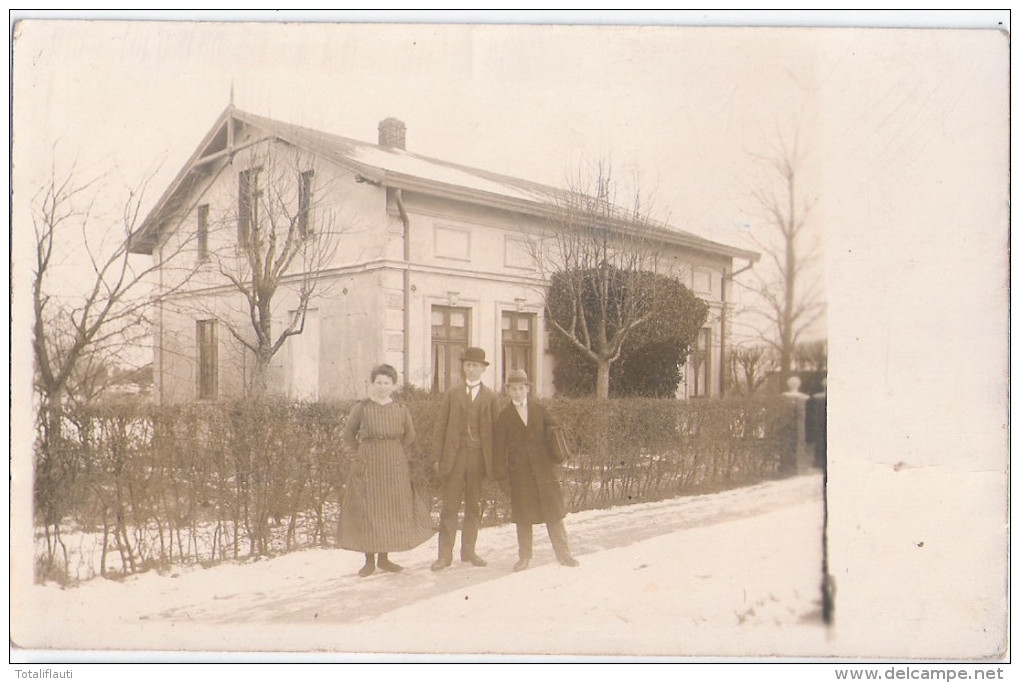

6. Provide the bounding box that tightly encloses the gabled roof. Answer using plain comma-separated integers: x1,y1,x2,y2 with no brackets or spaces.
131,105,759,262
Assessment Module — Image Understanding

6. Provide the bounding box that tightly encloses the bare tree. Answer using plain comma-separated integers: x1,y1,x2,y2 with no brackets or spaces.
743,132,826,384
533,160,686,399
794,339,828,373
43,321,119,411
728,344,775,396
203,147,343,398
32,159,193,415
30,157,194,575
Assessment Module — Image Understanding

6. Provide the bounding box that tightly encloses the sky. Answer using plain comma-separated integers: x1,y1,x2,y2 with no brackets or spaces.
11,12,1008,349
12,15,824,263
12,16,818,220
12,11,1009,423
11,16,1009,449
10,13,841,368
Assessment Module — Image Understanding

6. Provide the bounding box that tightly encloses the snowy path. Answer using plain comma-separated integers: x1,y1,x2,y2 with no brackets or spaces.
151,474,823,626
16,474,827,656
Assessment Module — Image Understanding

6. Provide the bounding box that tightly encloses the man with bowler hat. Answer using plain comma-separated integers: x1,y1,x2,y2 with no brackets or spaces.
493,369,579,572
431,347,500,570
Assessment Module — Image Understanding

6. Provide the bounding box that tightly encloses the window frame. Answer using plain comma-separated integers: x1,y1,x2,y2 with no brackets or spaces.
690,327,712,398
298,169,315,238
197,319,219,400
501,310,536,386
196,203,210,261
238,166,263,250
430,304,472,393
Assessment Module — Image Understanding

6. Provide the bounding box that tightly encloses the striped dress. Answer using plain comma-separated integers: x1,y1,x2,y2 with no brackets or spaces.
338,399,436,553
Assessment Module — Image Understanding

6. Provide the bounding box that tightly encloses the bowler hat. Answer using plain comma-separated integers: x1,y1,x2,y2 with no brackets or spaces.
460,347,489,366
505,369,531,385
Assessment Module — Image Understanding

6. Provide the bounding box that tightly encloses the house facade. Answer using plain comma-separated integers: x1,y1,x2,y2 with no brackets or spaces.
131,106,758,403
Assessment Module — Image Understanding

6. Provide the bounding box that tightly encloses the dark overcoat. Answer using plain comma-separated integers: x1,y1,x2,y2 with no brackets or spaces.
432,383,500,479
493,400,567,525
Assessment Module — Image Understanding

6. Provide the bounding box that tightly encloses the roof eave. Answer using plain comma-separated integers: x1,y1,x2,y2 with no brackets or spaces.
379,173,759,263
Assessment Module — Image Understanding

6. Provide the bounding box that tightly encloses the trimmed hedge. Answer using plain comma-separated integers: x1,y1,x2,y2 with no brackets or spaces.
32,395,796,583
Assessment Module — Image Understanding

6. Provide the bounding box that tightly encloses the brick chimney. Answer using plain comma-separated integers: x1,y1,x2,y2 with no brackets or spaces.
378,117,406,150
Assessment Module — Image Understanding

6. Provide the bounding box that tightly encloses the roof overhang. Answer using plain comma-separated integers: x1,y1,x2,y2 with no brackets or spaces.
376,173,760,263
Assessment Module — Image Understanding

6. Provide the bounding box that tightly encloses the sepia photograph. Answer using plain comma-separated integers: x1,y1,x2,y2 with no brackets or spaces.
8,10,1010,671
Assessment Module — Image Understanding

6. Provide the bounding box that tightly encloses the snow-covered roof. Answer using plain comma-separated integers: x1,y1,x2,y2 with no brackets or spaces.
234,109,566,211
347,147,551,205
132,106,758,262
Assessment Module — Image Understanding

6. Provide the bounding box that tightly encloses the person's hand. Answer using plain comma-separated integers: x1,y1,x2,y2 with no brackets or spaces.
433,461,441,474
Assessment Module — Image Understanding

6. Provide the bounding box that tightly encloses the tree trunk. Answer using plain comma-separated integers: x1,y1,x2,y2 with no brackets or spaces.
595,359,611,399
251,349,272,397
36,388,66,571
781,170,797,385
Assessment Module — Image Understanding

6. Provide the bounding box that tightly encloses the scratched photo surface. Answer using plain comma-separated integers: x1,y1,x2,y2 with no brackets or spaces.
10,13,1008,661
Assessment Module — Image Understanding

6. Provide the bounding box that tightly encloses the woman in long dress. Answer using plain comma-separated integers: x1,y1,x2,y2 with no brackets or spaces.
338,364,435,577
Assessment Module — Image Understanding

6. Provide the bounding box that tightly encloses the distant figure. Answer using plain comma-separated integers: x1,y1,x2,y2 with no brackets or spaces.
431,347,500,571
493,369,579,572
338,364,435,577
806,377,828,471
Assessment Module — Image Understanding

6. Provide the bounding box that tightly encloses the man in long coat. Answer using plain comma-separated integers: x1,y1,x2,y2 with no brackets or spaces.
431,347,500,570
493,369,579,572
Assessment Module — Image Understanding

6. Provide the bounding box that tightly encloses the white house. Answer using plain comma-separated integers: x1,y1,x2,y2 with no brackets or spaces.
130,106,758,403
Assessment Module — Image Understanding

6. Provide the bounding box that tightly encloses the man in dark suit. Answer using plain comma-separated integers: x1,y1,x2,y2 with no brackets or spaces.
431,347,500,571
493,369,579,572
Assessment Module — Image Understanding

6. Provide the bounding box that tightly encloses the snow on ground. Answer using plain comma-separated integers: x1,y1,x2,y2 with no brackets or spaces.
15,475,827,657
11,465,1007,660
825,459,1008,660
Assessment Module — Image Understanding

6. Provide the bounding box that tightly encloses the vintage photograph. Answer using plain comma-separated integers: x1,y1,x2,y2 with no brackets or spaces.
9,12,1009,664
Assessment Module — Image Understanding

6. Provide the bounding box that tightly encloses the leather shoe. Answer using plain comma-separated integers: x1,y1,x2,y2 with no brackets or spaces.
513,558,530,572
430,558,452,571
558,555,580,567
462,554,488,567
377,557,404,573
